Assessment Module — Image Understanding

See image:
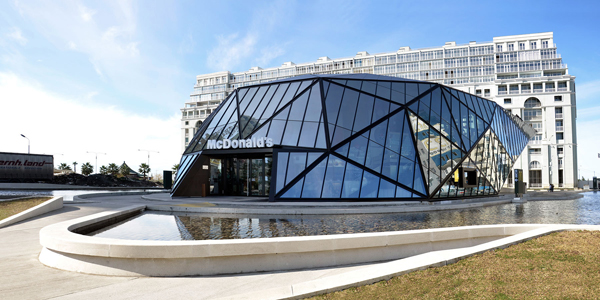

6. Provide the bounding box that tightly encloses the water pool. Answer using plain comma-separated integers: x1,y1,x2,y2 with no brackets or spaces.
90,192,600,241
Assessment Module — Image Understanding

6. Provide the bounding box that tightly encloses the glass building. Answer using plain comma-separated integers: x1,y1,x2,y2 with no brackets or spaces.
172,74,535,201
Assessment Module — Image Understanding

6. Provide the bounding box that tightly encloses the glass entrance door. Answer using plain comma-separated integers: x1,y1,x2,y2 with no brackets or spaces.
220,156,271,196
239,159,248,196
250,158,264,195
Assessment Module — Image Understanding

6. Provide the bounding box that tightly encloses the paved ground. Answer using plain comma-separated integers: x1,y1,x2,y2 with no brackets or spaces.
0,189,590,300
0,182,164,190
0,194,379,300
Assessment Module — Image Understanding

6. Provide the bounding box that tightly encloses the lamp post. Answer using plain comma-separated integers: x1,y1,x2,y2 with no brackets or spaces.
20,134,30,154
138,149,159,180
87,151,106,174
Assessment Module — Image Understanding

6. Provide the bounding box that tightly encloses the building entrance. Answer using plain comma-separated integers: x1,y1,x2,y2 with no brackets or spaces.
209,155,272,196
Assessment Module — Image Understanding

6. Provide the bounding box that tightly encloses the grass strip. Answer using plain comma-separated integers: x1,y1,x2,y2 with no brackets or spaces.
0,197,53,221
312,230,600,300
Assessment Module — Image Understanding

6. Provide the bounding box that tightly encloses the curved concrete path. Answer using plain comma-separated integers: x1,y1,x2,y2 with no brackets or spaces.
0,192,592,299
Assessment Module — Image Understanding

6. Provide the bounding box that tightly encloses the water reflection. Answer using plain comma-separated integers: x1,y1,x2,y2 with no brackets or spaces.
90,192,600,241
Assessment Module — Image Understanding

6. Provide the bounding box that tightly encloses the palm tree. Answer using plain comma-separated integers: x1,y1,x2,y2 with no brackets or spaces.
81,162,93,176
107,163,119,176
58,163,71,171
99,165,108,175
139,163,150,180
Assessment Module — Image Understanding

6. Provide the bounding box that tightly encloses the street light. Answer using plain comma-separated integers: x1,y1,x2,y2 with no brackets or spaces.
20,134,30,154
87,151,106,174
138,149,159,179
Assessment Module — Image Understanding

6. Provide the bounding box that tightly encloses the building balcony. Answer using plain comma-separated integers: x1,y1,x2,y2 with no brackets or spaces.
557,87,568,91
529,140,542,145
533,88,543,93
556,126,564,132
545,88,556,92
509,90,519,94
555,113,563,119
521,89,531,93
524,116,542,121
498,90,508,95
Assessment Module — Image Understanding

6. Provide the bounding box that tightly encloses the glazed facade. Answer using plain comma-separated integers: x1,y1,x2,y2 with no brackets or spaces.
172,74,535,200
181,32,577,190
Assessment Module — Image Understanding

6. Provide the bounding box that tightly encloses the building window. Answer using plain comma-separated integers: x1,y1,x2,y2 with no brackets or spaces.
557,132,564,140
508,44,514,51
530,41,537,49
185,121,189,125
496,44,503,52
555,107,563,119
484,89,490,97
504,98,512,104
529,161,541,169
524,98,542,108
529,148,541,155
557,147,564,155
519,42,525,50
185,129,189,134
542,41,549,48
185,137,189,143
554,95,562,101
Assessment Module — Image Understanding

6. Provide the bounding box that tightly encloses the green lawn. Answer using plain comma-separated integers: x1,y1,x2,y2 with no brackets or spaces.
0,197,52,221
311,230,600,300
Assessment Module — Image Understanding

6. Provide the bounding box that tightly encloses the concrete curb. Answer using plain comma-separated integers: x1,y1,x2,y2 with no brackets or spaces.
72,191,167,201
145,198,514,215
142,193,516,215
220,224,600,300
38,204,574,278
0,196,63,228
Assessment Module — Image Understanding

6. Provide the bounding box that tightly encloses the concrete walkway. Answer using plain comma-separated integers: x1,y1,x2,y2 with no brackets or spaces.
0,191,592,300
0,182,164,190
0,194,387,300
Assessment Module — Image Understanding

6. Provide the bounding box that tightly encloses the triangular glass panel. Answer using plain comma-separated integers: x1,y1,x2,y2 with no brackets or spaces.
273,80,311,113
341,163,363,198
475,96,492,123
376,81,392,100
345,80,362,90
280,178,304,198
391,82,406,105
306,152,322,167
240,84,279,138
378,178,396,197
405,83,419,98
396,185,413,198
331,79,347,86
329,85,359,145
238,87,259,114
301,156,328,198
360,81,377,95
359,171,379,198
321,155,346,198
239,85,269,122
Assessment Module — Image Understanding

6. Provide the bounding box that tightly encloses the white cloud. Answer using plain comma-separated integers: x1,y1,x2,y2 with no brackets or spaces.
6,27,27,45
206,1,294,71
0,72,182,175
254,45,285,68
78,4,96,22
207,33,258,71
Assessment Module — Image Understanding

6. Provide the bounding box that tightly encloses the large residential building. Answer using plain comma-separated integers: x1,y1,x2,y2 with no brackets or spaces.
181,32,577,190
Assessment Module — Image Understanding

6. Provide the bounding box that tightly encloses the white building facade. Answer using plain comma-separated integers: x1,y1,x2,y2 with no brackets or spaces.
181,32,577,190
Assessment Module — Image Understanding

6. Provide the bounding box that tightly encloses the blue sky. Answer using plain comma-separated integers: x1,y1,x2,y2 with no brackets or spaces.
1,0,599,178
